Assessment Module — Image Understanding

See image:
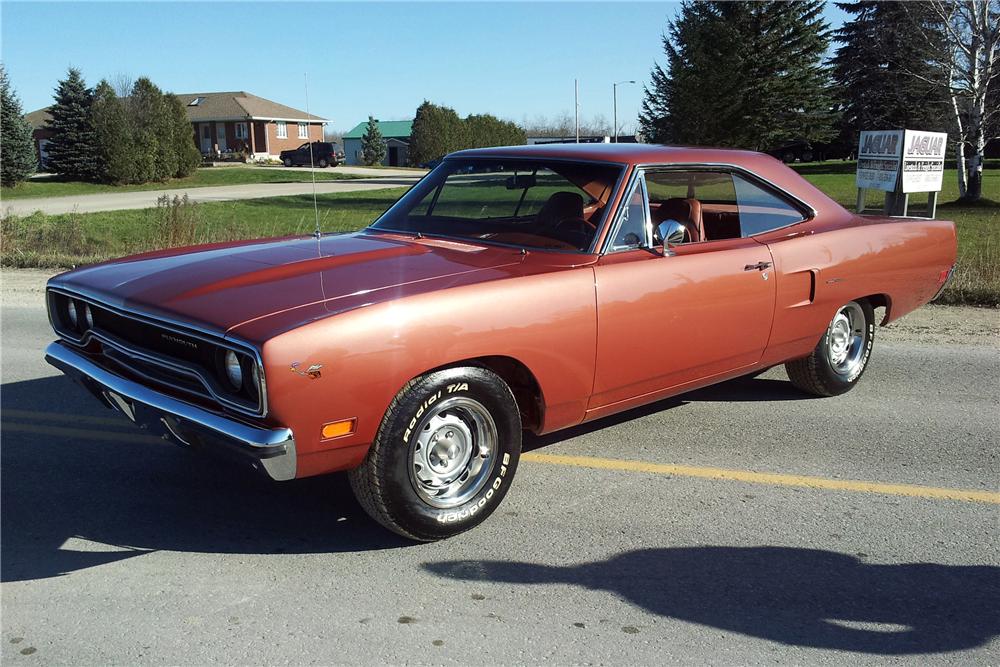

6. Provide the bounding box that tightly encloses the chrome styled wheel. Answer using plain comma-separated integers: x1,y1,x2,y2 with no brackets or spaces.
785,299,875,397
409,397,497,508
826,301,868,377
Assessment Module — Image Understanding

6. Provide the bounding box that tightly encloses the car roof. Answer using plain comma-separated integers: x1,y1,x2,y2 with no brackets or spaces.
450,142,769,166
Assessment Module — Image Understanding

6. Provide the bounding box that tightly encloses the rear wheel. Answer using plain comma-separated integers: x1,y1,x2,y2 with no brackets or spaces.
317,158,329,168
785,300,875,396
349,366,521,541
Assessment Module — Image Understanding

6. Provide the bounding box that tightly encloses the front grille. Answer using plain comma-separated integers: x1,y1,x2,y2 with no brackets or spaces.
47,289,265,417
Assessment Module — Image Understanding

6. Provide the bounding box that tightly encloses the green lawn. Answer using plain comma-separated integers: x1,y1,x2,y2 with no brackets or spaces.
0,166,366,200
2,163,997,305
0,188,410,269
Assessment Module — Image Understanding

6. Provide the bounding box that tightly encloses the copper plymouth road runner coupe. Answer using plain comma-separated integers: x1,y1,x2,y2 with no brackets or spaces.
45,144,957,540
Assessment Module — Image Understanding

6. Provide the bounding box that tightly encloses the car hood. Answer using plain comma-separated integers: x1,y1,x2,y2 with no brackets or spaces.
50,232,530,340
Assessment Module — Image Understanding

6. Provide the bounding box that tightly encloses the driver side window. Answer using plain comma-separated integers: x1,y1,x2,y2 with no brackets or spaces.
610,176,650,252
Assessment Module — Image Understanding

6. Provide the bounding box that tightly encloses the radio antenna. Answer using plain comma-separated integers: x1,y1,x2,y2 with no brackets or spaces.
304,73,321,239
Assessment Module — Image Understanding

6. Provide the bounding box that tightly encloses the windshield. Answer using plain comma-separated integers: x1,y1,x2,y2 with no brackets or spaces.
369,158,624,252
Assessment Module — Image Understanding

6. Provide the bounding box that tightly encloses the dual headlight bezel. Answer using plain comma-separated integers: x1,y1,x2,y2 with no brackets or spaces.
217,348,262,400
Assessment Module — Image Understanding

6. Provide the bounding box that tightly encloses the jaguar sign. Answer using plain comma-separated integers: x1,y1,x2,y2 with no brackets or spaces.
856,129,948,194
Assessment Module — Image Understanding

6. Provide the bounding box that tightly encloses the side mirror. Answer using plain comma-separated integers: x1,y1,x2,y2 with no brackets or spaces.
657,220,688,246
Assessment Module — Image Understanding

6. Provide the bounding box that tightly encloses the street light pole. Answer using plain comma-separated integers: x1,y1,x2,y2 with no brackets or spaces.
612,80,636,143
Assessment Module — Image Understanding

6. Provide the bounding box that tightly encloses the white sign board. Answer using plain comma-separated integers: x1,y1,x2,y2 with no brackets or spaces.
901,130,947,193
856,130,903,191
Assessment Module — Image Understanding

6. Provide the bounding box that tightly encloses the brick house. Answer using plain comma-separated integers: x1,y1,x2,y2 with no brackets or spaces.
179,91,327,159
25,91,327,167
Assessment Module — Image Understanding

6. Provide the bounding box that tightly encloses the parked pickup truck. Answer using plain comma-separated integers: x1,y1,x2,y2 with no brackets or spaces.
44,144,956,540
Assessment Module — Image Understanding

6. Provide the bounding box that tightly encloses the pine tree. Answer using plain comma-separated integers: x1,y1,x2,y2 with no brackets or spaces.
639,1,837,151
166,93,201,178
830,1,948,156
0,65,37,187
91,79,134,184
361,115,386,166
45,67,100,181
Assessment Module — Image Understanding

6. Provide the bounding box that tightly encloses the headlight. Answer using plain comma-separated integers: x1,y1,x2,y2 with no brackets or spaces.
224,350,243,389
83,304,94,330
66,300,79,329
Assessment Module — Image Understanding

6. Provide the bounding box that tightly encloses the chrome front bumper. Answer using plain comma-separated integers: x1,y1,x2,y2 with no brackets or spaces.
44,341,297,481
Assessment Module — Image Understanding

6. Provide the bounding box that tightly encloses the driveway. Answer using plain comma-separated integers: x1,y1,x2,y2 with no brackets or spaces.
2,270,998,664
2,175,423,217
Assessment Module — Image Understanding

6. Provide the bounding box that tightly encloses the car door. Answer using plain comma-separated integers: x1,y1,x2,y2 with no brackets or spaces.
588,168,776,414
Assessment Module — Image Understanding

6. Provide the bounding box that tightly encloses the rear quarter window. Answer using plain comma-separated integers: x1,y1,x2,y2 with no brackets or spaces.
733,174,806,236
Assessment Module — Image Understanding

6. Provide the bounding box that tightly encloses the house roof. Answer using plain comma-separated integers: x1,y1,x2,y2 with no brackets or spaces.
26,91,327,128
25,107,53,130
175,91,326,123
344,119,413,140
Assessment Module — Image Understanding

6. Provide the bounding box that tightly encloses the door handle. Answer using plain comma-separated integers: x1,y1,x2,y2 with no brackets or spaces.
744,261,772,271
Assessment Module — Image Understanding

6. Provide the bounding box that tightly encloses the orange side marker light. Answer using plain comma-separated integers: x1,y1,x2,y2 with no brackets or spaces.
321,418,356,440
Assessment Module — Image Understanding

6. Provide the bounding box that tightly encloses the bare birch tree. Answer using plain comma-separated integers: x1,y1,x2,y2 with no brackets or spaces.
905,0,999,201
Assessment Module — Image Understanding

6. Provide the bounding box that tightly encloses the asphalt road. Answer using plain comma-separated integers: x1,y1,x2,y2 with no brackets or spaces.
2,271,998,665
3,170,422,217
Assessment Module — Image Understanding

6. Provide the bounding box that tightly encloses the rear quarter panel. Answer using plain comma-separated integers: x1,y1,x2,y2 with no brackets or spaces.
251,267,598,478
759,215,957,366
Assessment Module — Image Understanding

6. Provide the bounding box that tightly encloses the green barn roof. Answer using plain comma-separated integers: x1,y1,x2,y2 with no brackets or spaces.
344,119,413,140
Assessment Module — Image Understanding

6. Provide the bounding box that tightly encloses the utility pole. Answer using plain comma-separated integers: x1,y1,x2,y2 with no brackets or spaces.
574,79,579,144
613,80,635,143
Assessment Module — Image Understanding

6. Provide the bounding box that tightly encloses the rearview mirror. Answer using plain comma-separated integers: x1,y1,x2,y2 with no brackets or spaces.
657,220,688,247
505,175,537,190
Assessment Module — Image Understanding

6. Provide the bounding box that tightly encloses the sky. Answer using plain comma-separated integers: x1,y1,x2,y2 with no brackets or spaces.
1,1,850,135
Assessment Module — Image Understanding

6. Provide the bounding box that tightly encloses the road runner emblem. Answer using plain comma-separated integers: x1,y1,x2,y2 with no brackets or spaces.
290,361,323,379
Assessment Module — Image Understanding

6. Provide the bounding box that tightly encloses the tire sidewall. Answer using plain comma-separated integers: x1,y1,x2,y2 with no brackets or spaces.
379,367,521,539
817,300,875,391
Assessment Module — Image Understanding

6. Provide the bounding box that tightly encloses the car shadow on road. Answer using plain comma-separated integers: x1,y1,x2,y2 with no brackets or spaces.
424,546,1000,655
524,373,816,451
1,371,818,582
1,376,409,583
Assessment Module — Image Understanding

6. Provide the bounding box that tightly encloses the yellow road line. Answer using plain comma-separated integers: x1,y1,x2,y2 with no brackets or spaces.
522,452,1000,505
4,416,996,505
2,422,163,445
3,408,126,428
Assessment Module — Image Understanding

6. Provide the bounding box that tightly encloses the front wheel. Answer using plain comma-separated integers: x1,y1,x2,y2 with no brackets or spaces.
282,158,293,167
785,300,875,396
349,366,521,541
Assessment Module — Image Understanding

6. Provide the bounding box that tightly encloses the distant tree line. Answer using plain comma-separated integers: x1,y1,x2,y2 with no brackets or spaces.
519,112,618,139
408,101,526,166
1,66,201,188
639,0,999,202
